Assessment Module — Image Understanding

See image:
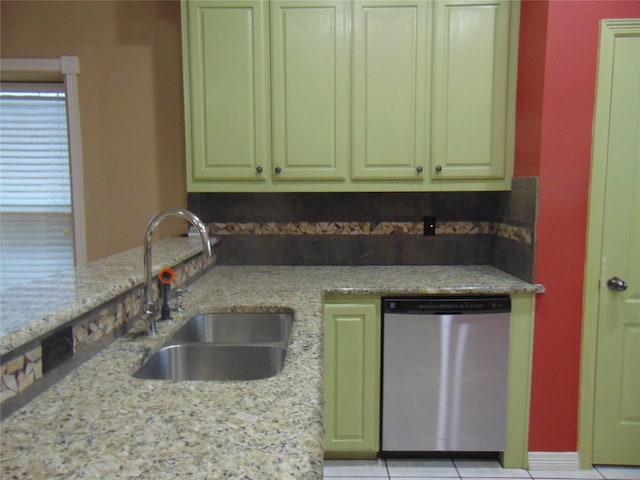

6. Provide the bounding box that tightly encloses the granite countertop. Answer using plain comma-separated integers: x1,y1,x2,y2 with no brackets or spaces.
0,265,541,479
0,237,211,356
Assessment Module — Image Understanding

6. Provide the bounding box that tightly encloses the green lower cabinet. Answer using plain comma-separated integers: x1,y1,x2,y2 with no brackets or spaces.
324,297,381,457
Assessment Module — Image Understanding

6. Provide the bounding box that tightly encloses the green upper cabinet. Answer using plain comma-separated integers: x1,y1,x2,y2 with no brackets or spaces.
352,0,430,181
182,0,270,183
431,0,518,182
182,0,519,192
270,0,350,182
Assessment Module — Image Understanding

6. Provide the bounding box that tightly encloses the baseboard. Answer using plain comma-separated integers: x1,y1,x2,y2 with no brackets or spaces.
528,452,581,471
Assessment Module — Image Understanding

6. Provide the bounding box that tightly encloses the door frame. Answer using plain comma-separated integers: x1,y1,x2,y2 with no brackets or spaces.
578,18,640,470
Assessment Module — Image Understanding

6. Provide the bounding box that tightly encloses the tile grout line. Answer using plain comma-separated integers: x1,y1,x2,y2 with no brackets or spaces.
594,466,607,479
323,459,640,480
453,459,462,479
594,465,602,479
523,458,534,480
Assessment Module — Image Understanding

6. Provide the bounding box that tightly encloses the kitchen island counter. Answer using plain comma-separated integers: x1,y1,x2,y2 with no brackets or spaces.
0,265,541,479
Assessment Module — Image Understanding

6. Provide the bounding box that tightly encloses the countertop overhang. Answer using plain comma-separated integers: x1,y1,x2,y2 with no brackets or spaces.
0,237,213,356
0,264,541,479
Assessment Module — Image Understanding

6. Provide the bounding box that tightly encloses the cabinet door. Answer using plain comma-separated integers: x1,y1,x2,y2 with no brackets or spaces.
324,300,380,455
431,0,514,180
270,1,349,181
183,1,270,183
352,1,431,181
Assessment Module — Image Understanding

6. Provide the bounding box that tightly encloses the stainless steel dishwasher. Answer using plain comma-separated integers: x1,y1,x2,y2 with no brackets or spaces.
381,296,511,453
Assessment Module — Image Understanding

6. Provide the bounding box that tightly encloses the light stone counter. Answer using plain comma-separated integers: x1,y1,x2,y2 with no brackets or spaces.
0,237,211,356
0,265,540,479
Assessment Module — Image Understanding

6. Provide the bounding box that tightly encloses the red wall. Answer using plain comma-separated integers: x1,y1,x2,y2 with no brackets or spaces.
516,0,640,451
514,0,548,178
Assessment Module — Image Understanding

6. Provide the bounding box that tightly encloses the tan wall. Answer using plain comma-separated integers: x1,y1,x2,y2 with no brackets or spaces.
1,0,188,261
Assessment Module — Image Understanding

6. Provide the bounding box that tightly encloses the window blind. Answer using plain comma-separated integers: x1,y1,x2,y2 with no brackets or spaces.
0,84,75,290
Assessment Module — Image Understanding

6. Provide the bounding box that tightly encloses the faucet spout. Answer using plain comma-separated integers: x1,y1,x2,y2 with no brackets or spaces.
142,209,211,334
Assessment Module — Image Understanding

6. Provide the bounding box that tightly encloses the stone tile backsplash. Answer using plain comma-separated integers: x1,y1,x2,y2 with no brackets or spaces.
0,346,42,403
189,177,538,282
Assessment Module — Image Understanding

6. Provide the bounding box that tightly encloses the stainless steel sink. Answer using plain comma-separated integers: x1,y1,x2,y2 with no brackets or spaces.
134,311,293,381
134,344,287,381
169,312,293,345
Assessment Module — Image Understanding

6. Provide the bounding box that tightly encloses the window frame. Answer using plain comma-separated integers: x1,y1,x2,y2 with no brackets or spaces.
0,56,87,265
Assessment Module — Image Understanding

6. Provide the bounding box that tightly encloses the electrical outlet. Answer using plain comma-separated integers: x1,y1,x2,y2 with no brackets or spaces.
42,326,73,374
423,216,436,236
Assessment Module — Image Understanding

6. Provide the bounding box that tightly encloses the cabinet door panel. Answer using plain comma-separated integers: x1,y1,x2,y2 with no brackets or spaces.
324,301,380,454
185,1,269,182
432,0,512,180
271,1,349,181
352,1,430,180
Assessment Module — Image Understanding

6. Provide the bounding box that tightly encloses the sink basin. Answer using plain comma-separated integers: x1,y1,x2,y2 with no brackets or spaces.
134,311,293,381
134,344,287,381
169,312,293,345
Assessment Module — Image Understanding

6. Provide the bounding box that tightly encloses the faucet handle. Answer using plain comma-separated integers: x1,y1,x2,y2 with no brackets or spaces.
135,307,157,336
143,299,156,316
173,288,190,314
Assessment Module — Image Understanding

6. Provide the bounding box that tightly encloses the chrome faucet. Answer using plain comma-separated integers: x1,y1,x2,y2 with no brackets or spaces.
141,209,212,335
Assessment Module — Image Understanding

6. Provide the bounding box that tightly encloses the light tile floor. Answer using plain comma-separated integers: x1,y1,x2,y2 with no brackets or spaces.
323,459,640,480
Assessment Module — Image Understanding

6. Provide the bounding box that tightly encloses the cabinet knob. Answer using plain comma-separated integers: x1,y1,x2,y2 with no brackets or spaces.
435,165,442,173
275,167,282,174
256,166,263,174
416,166,423,174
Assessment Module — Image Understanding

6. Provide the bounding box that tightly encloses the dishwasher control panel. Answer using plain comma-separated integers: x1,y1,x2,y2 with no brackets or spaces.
383,295,511,314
